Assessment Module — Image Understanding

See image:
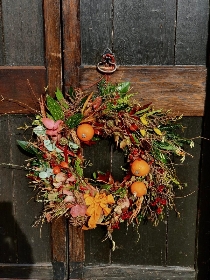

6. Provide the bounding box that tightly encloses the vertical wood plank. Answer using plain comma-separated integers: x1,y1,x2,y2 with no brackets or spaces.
175,0,209,65
167,117,202,267
43,1,67,278
51,217,68,280
0,115,52,267
62,1,84,277
84,140,112,266
0,2,5,65
197,70,210,279
10,116,51,264
112,223,167,266
62,0,81,89
43,0,62,95
113,0,176,65
1,0,44,65
0,116,17,263
69,225,84,279
80,0,113,65
111,144,167,266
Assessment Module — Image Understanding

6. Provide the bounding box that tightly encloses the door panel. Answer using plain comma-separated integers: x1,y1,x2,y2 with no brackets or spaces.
175,0,209,65
113,0,176,65
0,0,208,279
0,115,52,279
0,0,44,65
77,0,209,279
0,1,52,278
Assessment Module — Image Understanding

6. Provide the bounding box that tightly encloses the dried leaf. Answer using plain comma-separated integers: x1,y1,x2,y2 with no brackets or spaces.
140,114,148,125
140,129,146,136
154,127,162,135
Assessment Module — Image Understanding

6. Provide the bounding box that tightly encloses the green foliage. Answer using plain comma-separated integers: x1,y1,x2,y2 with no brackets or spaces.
17,140,40,155
68,87,76,100
74,158,83,177
55,88,69,109
46,95,64,120
66,113,83,128
116,82,130,93
98,80,130,97
114,187,127,198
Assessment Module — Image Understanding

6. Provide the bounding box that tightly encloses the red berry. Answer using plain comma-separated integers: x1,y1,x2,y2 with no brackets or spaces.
53,166,61,174
60,161,69,168
157,185,165,192
129,123,138,131
156,207,162,214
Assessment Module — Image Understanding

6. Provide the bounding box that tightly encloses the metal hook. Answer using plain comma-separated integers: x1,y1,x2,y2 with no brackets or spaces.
97,48,117,74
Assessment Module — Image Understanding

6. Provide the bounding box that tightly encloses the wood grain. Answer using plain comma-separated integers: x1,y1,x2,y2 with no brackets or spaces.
51,216,67,263
0,115,52,276
62,0,81,89
0,263,53,279
175,0,209,65
0,66,46,114
43,0,62,95
61,1,84,273
0,3,5,65
80,0,113,65
83,264,195,279
84,140,112,266
167,118,202,267
69,224,85,262
0,116,17,263
10,116,52,264
113,0,176,65
79,66,207,116
1,0,44,65
197,73,210,279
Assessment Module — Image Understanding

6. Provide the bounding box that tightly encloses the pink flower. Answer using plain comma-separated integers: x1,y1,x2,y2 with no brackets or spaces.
63,190,75,203
66,175,76,182
42,118,63,141
70,204,87,217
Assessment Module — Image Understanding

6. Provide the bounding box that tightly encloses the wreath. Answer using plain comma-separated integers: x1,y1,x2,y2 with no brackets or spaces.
17,79,193,238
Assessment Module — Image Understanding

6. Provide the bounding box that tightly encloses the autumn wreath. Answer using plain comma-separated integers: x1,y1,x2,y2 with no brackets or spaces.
17,79,193,236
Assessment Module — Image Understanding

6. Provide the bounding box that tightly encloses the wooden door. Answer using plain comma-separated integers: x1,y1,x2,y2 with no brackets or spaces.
0,1,62,279
61,1,209,280
0,1,209,280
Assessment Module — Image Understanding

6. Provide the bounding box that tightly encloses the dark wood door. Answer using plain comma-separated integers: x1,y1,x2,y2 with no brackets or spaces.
0,1,58,279
0,1,209,280
65,1,209,280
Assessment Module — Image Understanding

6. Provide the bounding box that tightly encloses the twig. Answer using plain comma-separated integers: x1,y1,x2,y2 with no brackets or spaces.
175,190,196,199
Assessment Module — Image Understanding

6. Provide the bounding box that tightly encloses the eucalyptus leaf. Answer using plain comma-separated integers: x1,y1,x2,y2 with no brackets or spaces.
33,125,46,136
44,140,62,153
48,193,58,201
39,171,48,179
68,141,79,150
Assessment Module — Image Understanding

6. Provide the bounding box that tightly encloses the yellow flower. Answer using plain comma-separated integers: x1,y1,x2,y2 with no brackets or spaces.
84,193,115,229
